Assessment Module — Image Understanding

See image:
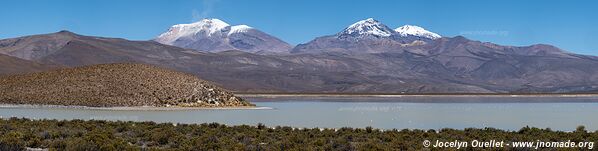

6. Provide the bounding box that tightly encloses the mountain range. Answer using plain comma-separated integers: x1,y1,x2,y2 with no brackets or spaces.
293,18,441,53
1,18,598,93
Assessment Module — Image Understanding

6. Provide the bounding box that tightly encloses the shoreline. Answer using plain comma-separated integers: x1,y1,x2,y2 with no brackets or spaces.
236,93,598,98
0,104,272,111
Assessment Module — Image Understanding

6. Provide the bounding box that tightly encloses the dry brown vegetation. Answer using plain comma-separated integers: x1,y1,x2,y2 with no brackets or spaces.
0,63,253,107
0,118,595,150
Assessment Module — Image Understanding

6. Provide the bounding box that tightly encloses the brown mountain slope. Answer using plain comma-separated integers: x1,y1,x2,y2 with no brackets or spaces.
0,63,253,107
0,31,382,93
2,31,598,93
0,54,56,75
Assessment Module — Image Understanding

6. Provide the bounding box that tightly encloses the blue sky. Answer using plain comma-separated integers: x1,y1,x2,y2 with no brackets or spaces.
1,0,597,55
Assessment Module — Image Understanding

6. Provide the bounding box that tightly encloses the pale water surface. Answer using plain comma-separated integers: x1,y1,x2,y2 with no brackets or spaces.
1,96,597,131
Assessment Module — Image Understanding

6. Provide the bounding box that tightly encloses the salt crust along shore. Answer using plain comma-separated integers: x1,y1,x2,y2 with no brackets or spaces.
0,104,272,111
237,93,598,98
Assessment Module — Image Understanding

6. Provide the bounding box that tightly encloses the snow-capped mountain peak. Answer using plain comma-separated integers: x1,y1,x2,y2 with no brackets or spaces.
155,18,231,45
183,18,230,29
228,25,253,35
339,18,395,37
394,25,441,39
154,18,291,53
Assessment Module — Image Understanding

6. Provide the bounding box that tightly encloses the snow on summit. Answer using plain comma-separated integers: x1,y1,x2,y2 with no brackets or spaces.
155,18,230,44
154,18,291,53
155,18,253,45
336,18,439,40
229,25,253,35
395,25,441,39
339,18,395,37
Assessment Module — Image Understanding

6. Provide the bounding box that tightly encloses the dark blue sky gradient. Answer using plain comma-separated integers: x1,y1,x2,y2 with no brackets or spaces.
1,0,596,55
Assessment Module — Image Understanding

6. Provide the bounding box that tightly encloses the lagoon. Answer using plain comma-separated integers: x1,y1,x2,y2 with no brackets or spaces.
1,96,597,131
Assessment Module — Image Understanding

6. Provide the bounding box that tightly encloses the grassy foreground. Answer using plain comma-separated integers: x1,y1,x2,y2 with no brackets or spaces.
0,118,596,150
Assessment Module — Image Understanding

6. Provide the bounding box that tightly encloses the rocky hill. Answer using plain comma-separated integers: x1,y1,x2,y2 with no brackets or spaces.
0,63,254,107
